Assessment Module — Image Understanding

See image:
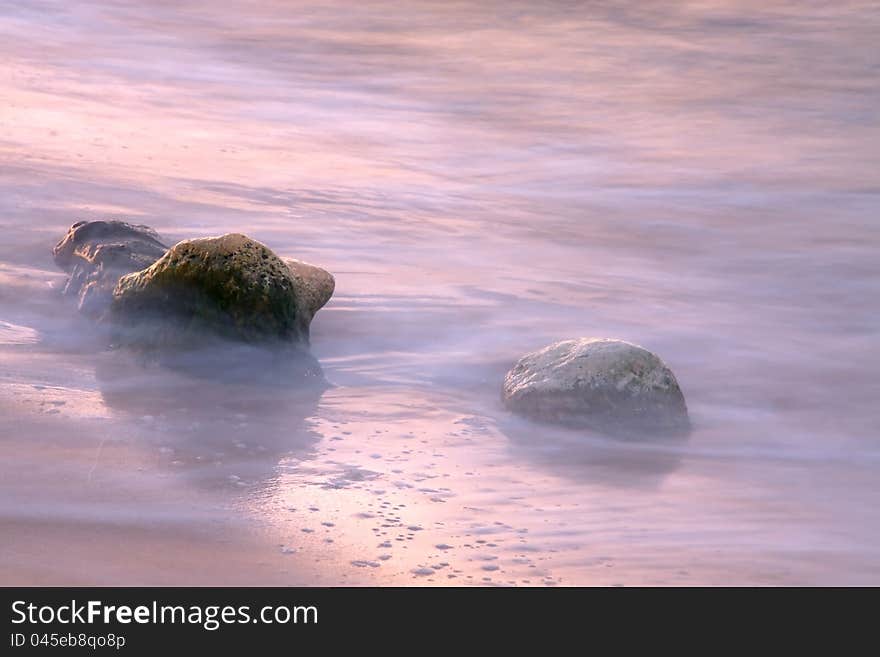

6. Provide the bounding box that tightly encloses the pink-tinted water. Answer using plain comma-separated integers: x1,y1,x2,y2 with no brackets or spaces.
1,1,878,585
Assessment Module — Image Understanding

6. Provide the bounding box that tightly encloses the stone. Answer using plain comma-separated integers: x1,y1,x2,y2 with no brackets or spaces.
110,233,334,345
285,258,336,336
502,338,689,434
52,220,168,316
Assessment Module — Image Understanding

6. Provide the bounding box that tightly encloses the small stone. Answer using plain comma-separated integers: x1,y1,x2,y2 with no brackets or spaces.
53,220,168,316
502,338,689,435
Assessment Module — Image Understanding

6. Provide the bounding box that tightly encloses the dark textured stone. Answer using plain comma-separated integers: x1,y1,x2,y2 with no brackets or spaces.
110,233,334,346
53,220,168,316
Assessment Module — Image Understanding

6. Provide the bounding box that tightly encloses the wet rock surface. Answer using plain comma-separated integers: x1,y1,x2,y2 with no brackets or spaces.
52,220,168,316
502,338,689,435
110,233,334,346
285,258,336,335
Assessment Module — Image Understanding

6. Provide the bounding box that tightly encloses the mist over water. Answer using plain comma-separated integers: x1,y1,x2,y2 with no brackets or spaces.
1,1,878,584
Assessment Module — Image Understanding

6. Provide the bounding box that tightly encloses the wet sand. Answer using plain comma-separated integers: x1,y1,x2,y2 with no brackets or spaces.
1,1,879,585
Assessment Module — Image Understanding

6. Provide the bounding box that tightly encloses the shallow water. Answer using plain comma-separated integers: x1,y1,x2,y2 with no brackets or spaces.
1,1,879,585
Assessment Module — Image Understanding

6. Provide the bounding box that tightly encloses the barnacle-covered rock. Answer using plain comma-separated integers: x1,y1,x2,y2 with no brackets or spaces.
111,233,333,345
